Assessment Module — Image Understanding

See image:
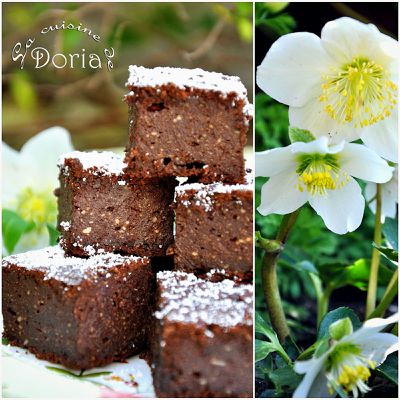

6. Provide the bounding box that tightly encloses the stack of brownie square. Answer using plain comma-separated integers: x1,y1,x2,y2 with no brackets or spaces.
2,66,253,398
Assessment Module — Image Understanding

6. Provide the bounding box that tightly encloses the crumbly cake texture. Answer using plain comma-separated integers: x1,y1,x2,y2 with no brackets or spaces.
2,246,155,370
57,151,176,257
155,270,252,327
58,151,126,177
126,66,252,113
152,271,253,398
172,175,253,282
124,65,252,183
2,246,145,285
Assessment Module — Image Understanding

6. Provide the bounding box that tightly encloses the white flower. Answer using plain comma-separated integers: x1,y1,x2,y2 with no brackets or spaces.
2,127,74,254
257,17,398,162
256,137,393,234
365,165,398,222
293,314,399,398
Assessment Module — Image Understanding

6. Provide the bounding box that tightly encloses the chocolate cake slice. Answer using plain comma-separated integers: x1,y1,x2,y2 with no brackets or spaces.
172,175,253,282
152,270,253,398
57,151,176,257
2,246,154,370
124,66,252,183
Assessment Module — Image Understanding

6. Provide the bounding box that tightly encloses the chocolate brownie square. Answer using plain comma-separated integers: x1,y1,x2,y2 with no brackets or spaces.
57,151,176,257
2,246,154,370
172,176,253,282
124,66,252,183
152,271,253,397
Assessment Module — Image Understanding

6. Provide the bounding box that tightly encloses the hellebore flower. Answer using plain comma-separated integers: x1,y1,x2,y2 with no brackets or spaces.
256,137,393,234
365,165,398,222
293,314,399,398
257,17,398,162
2,127,74,254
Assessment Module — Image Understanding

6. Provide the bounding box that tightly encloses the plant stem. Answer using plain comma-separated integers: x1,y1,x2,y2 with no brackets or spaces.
368,269,398,319
261,210,300,343
366,184,382,318
317,285,333,327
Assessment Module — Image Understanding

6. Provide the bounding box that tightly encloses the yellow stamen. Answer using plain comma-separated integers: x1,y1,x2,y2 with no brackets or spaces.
320,57,397,127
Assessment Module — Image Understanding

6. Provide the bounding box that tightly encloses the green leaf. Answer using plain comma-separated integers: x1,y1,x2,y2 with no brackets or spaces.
269,364,302,393
376,353,398,384
373,243,398,264
2,337,10,345
288,127,316,144
47,224,60,246
297,341,319,361
2,209,34,254
318,307,361,339
314,338,330,358
255,312,276,340
382,217,398,251
293,260,318,275
256,339,275,362
257,13,296,35
263,2,289,14
329,318,353,341
255,354,274,379
255,312,292,364
81,371,112,378
317,259,393,291
46,366,81,378
45,367,111,380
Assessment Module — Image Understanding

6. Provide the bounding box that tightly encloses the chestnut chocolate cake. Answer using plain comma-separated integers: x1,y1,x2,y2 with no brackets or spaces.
152,270,253,398
172,175,253,282
57,151,176,257
124,66,252,183
2,246,154,370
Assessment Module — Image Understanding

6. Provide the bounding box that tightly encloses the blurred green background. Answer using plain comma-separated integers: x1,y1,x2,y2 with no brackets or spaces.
2,2,253,150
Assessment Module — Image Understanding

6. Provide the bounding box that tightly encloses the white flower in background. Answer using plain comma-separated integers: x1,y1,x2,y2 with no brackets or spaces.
293,314,399,398
2,127,74,254
365,165,398,222
257,17,398,162
256,137,393,234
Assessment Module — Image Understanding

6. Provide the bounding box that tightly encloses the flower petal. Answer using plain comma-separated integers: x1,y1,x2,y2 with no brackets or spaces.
255,147,296,177
13,229,50,255
357,332,399,366
360,111,398,163
257,172,307,215
291,136,344,155
340,143,394,183
308,370,335,398
293,356,328,398
308,177,364,234
20,126,74,189
289,101,362,143
257,32,333,107
321,17,391,65
362,313,398,330
1,143,28,206
366,180,398,221
347,314,399,342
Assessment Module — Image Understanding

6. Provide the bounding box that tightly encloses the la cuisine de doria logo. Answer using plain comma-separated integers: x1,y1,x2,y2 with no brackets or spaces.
11,21,114,71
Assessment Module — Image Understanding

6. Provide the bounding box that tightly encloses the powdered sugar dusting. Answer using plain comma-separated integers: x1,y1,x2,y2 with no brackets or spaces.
2,246,147,286
126,65,251,115
58,151,126,176
175,174,253,211
155,270,252,328
60,221,71,231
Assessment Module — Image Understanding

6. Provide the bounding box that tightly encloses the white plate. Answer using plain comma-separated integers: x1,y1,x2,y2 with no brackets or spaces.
2,344,155,398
